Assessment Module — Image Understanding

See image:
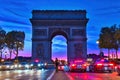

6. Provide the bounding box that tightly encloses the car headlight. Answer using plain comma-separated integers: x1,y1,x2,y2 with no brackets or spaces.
30,64,33,66
25,64,29,68
38,64,41,67
14,64,17,68
19,64,22,67
11,65,14,69
6,65,10,68
41,63,44,66
44,63,47,66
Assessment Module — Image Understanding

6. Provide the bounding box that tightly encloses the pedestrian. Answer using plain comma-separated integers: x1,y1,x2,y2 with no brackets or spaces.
55,58,59,72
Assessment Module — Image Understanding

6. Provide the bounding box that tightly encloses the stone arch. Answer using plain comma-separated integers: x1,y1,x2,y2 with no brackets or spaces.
30,10,89,63
50,29,68,41
50,30,68,60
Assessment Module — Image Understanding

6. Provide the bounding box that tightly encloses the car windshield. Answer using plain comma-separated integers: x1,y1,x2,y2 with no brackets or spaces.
96,59,109,63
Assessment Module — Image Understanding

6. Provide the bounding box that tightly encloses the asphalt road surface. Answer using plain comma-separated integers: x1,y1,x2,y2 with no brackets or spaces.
0,69,54,80
1,70,120,80
51,71,120,80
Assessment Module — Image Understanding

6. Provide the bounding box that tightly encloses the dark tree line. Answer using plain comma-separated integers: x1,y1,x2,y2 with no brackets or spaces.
98,24,120,59
0,28,25,61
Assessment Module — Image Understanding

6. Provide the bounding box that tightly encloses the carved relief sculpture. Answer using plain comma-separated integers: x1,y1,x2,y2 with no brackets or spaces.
36,43,44,58
34,29,47,36
72,29,85,36
74,43,83,58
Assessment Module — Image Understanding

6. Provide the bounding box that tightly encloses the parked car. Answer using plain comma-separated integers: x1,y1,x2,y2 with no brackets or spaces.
0,62,13,70
93,59,114,72
69,59,87,72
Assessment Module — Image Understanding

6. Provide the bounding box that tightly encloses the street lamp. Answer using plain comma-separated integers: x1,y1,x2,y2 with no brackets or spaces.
96,40,99,44
96,40,102,54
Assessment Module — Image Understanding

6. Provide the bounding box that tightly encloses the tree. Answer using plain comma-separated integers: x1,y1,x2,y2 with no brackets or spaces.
108,25,120,59
98,27,113,59
5,31,25,61
114,26,120,46
98,24,120,59
14,31,25,62
5,31,15,59
0,27,6,59
114,26,120,59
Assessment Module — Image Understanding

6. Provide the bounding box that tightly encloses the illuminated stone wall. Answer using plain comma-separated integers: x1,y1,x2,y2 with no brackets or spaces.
30,10,89,63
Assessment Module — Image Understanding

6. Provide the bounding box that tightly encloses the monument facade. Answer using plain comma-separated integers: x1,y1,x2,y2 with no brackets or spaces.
30,10,89,63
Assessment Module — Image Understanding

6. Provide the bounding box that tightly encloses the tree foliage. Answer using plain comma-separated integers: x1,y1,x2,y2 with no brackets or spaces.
0,28,6,58
5,31,25,60
98,24,120,59
0,28,26,60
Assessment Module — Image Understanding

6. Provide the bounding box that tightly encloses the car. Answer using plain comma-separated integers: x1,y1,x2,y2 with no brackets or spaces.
93,59,114,72
69,59,87,72
19,62,30,70
30,62,48,69
117,64,120,75
0,62,13,70
64,64,70,71
12,63,22,70
58,61,65,71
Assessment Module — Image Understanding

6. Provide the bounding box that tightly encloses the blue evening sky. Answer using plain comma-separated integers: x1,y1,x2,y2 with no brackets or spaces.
0,0,120,59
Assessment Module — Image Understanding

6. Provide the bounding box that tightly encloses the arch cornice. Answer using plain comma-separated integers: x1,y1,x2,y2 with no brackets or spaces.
30,19,88,26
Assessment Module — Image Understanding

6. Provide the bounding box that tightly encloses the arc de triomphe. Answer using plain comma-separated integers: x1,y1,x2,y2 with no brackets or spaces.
30,10,89,63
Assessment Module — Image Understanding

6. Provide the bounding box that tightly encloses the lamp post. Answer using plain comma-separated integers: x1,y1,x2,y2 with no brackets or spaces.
96,40,101,52
96,40,103,56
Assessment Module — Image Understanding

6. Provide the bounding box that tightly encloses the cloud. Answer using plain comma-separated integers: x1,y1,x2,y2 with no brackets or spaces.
96,6,120,11
94,5,120,16
0,16,30,26
88,41,97,48
4,8,30,18
53,44,67,48
25,39,31,42
87,26,100,42
52,35,67,41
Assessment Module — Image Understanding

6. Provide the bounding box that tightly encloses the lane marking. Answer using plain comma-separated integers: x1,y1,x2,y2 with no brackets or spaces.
47,70,56,80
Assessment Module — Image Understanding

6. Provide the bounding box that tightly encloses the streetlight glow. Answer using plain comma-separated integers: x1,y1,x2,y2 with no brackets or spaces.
96,40,99,44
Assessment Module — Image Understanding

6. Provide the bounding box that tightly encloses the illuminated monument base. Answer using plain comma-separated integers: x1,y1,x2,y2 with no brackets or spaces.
30,10,89,63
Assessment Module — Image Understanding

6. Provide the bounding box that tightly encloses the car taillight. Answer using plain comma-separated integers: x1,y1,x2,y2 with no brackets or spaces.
109,63,113,66
97,63,102,66
84,64,87,67
58,66,60,69
71,64,76,67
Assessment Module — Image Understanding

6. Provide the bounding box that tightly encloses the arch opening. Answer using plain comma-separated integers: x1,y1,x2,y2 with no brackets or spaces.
52,35,67,61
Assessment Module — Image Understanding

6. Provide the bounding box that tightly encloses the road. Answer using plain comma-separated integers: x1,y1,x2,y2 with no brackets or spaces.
51,71,120,80
0,69,54,80
1,70,120,80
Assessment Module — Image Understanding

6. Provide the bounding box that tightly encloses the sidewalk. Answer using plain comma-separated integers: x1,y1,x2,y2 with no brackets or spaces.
50,71,70,80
